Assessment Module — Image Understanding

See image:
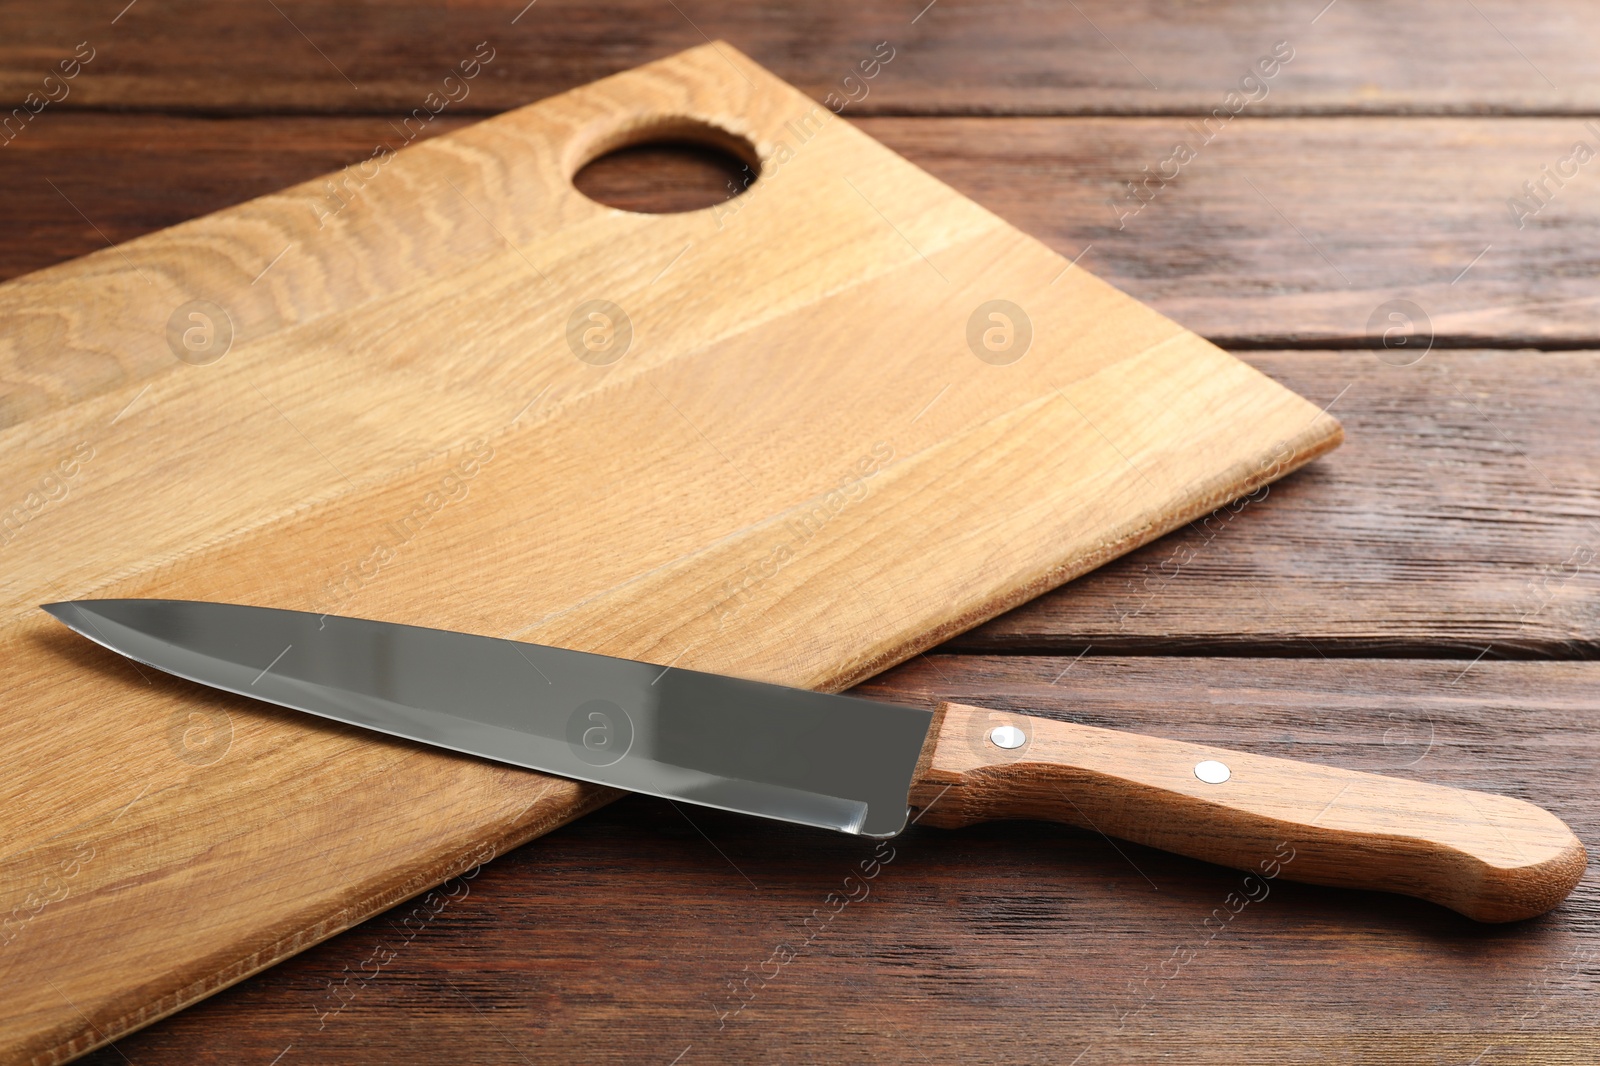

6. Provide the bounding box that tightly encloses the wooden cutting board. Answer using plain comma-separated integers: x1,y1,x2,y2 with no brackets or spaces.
0,43,1340,1064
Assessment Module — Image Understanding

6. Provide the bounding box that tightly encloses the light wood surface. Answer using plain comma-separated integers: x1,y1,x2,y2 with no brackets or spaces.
913,703,1585,922
0,43,1338,1064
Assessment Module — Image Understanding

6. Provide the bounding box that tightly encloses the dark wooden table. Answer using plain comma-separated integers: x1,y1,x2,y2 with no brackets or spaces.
6,2,1598,1062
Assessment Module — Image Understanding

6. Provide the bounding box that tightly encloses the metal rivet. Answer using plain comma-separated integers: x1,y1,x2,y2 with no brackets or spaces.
1194,759,1231,784
989,725,1026,750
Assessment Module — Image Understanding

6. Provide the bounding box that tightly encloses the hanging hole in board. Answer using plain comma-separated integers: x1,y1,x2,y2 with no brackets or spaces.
570,116,760,214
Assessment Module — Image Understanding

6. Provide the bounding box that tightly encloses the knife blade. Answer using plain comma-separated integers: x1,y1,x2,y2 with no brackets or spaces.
43,599,1586,922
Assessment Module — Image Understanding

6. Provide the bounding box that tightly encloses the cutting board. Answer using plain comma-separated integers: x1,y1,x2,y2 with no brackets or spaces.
0,43,1340,1063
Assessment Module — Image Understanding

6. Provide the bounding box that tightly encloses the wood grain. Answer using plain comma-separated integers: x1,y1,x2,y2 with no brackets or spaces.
73,654,1600,1066
7,116,1599,359
0,44,1338,1064
862,116,1600,347
913,702,1585,921
0,114,467,289
4,0,1600,116
967,349,1600,658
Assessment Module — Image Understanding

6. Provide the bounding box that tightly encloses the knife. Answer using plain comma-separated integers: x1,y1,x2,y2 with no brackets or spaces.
43,599,1584,922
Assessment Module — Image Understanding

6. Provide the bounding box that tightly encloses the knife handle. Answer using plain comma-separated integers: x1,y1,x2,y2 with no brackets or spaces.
909,702,1585,922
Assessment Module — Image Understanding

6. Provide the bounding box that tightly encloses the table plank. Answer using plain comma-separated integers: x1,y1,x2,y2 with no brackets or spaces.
75,655,1600,1065
3,115,1597,367
964,349,1600,658
861,116,1600,347
3,0,1598,115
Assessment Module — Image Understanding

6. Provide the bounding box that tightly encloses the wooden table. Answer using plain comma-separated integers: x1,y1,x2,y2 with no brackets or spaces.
5,2,1597,1062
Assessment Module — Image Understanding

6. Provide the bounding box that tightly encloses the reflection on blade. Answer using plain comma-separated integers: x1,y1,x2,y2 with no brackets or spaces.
42,600,933,838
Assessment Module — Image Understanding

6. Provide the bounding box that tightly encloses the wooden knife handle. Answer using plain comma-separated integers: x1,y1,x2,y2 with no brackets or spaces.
909,702,1586,922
